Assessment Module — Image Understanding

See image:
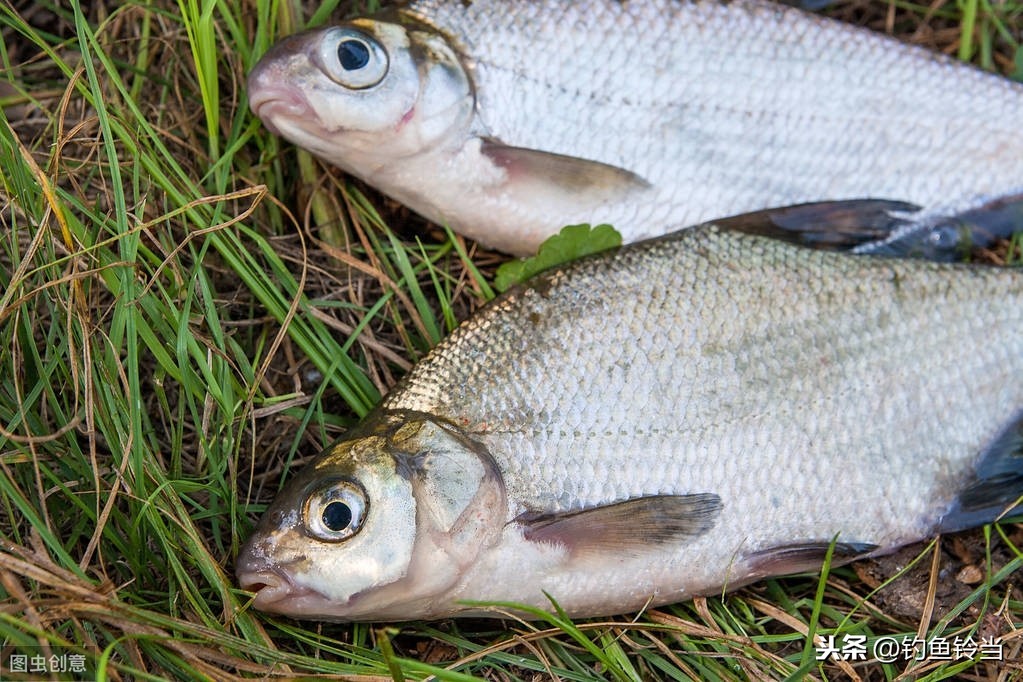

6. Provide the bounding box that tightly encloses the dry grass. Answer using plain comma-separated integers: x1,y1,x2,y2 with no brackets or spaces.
0,0,1021,679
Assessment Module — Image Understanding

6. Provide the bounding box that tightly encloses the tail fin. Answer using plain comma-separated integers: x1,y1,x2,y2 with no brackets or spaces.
938,412,1023,534
855,193,1023,263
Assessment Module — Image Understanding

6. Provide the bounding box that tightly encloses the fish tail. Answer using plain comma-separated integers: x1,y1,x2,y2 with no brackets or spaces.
938,411,1023,533
856,193,1023,262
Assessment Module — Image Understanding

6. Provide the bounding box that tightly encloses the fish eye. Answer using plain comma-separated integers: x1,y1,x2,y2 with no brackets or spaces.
320,28,388,90
304,479,368,542
338,39,370,71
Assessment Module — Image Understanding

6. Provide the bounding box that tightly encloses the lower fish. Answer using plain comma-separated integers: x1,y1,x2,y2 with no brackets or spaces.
237,203,1023,620
247,0,1023,256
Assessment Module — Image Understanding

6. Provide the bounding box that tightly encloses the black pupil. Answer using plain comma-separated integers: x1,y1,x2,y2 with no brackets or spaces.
338,39,370,71
322,501,353,532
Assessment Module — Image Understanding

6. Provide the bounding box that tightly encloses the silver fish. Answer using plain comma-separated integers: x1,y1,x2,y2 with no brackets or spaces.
247,0,1023,256
237,206,1023,621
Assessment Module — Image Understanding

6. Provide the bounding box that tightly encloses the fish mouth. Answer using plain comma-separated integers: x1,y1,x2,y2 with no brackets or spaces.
236,532,325,613
248,84,315,137
237,532,349,617
238,568,339,615
237,569,294,606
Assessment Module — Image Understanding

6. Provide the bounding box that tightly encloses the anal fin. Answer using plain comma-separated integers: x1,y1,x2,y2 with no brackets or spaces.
745,541,879,579
515,493,722,557
939,411,1023,533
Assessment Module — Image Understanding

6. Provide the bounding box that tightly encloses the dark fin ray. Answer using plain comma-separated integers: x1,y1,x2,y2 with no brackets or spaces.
480,139,651,199
714,199,920,251
855,193,1023,262
745,541,879,579
939,411,1023,534
788,0,838,9
515,493,722,557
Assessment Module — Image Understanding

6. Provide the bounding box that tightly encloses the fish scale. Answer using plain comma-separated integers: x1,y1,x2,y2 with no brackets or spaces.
384,228,1021,517
405,0,1021,227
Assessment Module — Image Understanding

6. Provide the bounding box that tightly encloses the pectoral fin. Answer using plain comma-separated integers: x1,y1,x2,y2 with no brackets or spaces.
480,139,651,205
515,493,722,557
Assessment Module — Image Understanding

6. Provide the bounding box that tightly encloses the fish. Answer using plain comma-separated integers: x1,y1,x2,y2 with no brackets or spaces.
246,0,1023,256
236,202,1023,621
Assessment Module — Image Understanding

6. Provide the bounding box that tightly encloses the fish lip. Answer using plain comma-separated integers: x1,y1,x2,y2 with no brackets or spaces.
238,567,335,612
237,568,292,605
247,84,315,136
236,534,309,609
236,529,343,615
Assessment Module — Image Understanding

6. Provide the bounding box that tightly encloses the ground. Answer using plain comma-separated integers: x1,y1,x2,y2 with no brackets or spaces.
0,0,1020,680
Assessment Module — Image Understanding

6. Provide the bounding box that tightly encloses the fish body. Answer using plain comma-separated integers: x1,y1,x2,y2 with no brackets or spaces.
238,217,1023,621
247,0,1023,255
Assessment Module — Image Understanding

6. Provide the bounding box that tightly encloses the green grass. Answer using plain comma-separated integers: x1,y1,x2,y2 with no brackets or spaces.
0,0,1021,680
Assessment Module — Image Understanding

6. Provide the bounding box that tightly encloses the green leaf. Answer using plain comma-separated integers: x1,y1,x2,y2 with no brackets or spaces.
493,223,622,292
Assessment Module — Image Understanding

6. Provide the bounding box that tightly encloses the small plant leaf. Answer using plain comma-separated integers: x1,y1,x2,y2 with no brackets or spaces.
494,223,622,292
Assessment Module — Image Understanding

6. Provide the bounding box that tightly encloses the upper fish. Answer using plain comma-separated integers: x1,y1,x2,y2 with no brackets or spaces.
237,204,1023,621
247,0,1023,256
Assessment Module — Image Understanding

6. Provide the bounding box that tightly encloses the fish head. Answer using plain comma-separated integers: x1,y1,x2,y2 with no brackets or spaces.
247,18,474,172
237,414,506,621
